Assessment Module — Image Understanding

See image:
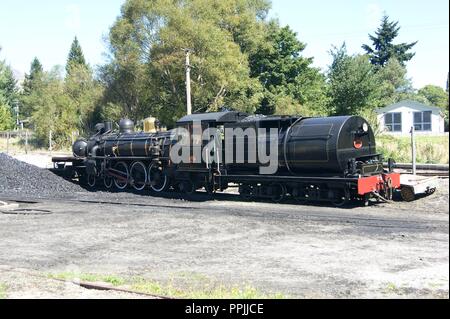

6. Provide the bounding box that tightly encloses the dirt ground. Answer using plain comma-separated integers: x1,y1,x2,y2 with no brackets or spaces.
0,266,153,299
0,179,448,299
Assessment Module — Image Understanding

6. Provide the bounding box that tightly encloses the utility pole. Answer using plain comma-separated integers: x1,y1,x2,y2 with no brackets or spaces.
183,49,193,115
14,100,19,130
410,126,416,175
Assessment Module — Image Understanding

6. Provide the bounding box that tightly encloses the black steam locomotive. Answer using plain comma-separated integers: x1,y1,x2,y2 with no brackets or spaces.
52,111,400,206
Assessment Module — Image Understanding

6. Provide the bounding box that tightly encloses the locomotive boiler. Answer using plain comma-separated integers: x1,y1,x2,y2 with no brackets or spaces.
52,111,400,206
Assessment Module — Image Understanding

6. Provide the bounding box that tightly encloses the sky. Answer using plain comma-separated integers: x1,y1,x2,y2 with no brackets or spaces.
0,0,448,89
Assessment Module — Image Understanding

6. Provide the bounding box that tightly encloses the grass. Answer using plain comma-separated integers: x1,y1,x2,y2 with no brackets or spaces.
131,279,284,299
0,136,45,155
48,272,285,299
0,136,70,155
48,272,126,286
377,134,449,164
0,283,7,299
384,282,399,293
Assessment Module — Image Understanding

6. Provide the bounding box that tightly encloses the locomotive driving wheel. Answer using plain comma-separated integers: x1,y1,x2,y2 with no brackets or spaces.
130,161,147,191
113,161,129,190
103,175,113,189
87,174,96,188
148,163,168,192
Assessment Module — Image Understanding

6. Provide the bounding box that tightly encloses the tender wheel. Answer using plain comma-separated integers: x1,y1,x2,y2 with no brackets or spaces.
148,164,168,192
204,183,215,195
130,161,147,191
363,194,370,206
104,175,113,189
177,180,195,194
87,174,96,188
239,184,253,200
292,186,308,204
113,161,129,190
268,183,286,203
331,188,349,207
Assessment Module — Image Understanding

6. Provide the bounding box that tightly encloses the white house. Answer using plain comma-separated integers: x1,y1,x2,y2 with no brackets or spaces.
375,100,446,136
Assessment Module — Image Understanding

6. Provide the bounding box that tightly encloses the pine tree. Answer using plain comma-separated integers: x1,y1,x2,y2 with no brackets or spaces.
66,37,87,74
23,57,43,95
362,15,417,67
0,59,18,108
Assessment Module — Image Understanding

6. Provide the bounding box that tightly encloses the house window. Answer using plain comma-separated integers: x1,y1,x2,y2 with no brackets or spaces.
384,113,402,132
414,111,432,131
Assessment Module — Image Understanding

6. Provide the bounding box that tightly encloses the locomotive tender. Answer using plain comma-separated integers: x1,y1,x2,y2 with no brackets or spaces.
52,111,400,206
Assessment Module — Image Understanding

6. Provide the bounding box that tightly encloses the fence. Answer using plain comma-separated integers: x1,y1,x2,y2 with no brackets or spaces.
0,130,79,155
0,130,34,154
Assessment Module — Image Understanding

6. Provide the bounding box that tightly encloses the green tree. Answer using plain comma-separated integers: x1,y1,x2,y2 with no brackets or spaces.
362,15,417,67
101,0,272,127
66,37,87,75
64,63,103,134
20,57,44,119
249,24,328,115
0,58,18,108
26,63,103,148
326,44,381,116
0,50,18,130
23,57,43,95
0,96,13,130
28,67,79,147
418,84,449,122
376,58,414,105
418,85,449,109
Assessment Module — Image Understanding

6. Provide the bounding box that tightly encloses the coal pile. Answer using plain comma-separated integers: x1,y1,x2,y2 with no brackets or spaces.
0,153,85,197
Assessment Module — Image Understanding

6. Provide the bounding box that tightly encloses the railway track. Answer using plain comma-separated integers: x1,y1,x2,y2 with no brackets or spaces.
385,163,449,177
407,170,449,177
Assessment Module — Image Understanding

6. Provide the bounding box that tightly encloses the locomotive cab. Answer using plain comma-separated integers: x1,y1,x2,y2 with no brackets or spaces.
174,111,248,169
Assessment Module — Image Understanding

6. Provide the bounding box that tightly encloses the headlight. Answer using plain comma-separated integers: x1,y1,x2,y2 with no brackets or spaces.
362,123,369,133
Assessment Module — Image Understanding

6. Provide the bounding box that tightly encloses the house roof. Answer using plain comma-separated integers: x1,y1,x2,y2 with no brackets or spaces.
376,99,443,115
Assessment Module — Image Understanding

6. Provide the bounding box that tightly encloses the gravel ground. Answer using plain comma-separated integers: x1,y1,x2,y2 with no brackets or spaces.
0,153,85,196
0,152,448,298
0,178,448,299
